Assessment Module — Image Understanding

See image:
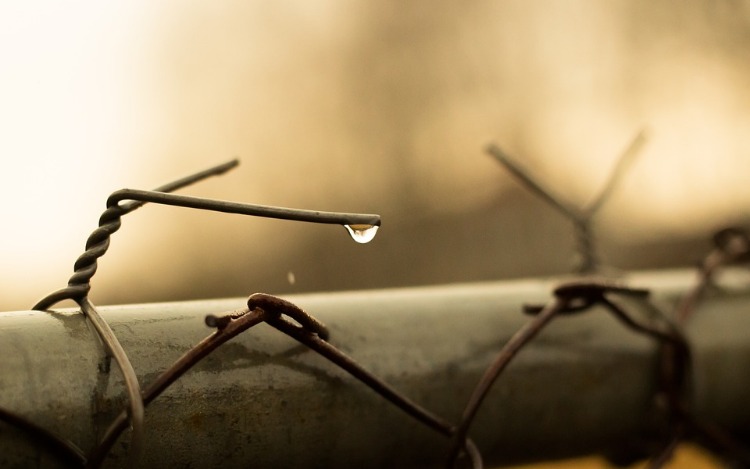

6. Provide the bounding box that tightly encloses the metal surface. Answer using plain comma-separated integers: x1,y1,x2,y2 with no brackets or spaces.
25,158,381,467
2,269,750,468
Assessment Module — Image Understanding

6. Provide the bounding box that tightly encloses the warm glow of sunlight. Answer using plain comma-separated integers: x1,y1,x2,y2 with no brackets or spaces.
0,2,151,306
2,1,749,309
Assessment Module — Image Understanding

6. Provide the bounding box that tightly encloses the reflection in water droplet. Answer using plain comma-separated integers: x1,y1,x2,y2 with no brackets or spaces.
344,224,379,244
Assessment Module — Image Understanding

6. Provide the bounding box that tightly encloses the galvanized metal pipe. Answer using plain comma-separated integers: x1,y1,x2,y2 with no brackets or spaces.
1,269,749,468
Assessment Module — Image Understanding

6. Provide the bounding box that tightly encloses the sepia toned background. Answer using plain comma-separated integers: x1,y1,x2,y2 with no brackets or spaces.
3,1,750,313
2,1,749,467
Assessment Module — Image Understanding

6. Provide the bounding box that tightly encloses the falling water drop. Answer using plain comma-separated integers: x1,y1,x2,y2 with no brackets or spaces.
344,224,379,244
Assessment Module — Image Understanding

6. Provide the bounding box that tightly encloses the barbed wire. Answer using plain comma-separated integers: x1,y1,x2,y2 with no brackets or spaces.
2,159,380,468
1,151,748,468
486,129,648,274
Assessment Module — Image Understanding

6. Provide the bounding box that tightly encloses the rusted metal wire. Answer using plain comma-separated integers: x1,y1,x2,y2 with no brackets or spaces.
445,280,684,467
85,305,270,467
32,161,380,312
86,293,480,468
675,227,750,324
657,226,750,467
8,160,381,468
2,269,750,467
483,133,750,467
486,129,647,273
3,150,749,468
32,160,240,309
30,160,248,465
255,295,483,469
446,227,750,468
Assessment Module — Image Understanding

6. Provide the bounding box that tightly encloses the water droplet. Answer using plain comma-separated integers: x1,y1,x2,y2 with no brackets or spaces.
344,224,379,244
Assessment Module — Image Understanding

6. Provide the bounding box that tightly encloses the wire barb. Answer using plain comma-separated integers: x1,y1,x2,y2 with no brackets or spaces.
25,159,382,468
253,294,483,469
12,152,748,468
33,161,381,311
446,280,687,468
88,293,481,468
32,159,242,310
659,227,750,467
28,160,244,468
486,129,647,273
675,226,750,324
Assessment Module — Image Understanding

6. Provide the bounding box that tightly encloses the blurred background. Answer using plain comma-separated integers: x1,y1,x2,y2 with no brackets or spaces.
1,2,749,467
2,1,750,312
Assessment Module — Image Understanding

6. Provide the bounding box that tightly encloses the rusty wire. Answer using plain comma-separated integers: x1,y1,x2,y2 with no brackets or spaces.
659,226,750,467
445,280,689,468
3,151,750,469
675,227,750,325
486,129,648,274
85,293,481,468
1,159,381,467
31,160,247,465
445,226,750,468
85,303,273,467
252,295,483,469
481,132,750,467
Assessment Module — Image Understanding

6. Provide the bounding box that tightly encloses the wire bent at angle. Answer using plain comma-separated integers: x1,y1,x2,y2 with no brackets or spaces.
26,159,381,468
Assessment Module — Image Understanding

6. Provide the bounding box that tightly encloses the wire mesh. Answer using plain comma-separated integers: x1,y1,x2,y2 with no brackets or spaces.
1,155,749,468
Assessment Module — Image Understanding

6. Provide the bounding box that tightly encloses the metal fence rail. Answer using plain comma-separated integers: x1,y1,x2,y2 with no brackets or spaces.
2,269,749,468
3,156,749,468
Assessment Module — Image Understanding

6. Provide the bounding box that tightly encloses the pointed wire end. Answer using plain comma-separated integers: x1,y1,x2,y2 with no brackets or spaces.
484,143,529,179
213,158,240,175
484,143,510,163
622,128,649,162
205,313,231,330
607,128,649,178
189,158,240,181
484,142,522,178
149,158,241,196
634,127,650,145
